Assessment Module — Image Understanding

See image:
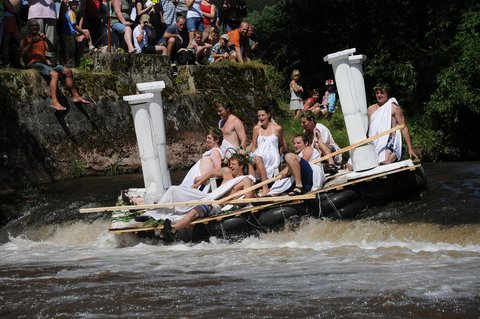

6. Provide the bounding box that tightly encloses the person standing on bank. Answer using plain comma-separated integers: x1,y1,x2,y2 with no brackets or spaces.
289,69,304,119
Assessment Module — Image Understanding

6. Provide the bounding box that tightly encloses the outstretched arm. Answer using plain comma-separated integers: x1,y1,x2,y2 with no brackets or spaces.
278,126,289,154
393,104,420,160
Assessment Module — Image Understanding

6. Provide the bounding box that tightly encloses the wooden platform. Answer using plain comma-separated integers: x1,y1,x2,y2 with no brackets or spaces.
108,160,423,234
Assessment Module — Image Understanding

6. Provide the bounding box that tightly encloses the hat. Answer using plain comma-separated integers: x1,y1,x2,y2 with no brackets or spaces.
221,34,230,41
140,14,151,24
325,79,335,86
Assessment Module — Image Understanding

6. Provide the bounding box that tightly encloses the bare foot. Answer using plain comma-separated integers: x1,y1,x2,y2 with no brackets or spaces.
72,96,90,105
50,102,67,111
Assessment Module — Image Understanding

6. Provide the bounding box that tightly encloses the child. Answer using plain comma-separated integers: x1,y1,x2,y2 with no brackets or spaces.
64,0,95,54
303,89,323,115
208,33,233,63
188,29,212,64
132,14,167,55
290,69,304,119
322,79,337,116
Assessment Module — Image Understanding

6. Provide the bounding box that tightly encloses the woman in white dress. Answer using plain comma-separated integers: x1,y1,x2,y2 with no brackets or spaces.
180,129,223,191
250,106,288,196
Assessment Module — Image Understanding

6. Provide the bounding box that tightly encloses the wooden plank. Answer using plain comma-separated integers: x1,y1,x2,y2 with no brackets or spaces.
109,225,164,234
108,163,422,234
81,193,315,214
314,164,422,194
190,200,305,225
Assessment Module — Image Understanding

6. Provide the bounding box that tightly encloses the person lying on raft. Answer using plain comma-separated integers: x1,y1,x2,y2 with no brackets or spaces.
273,150,326,196
180,128,224,191
268,134,320,195
140,153,255,238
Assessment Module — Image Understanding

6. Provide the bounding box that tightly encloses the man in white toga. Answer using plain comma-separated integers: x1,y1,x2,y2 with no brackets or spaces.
368,83,420,164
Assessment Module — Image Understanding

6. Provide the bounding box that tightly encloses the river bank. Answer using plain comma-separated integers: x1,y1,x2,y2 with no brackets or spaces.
0,54,283,192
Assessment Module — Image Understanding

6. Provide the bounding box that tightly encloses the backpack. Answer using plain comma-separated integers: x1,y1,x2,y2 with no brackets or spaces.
176,50,195,65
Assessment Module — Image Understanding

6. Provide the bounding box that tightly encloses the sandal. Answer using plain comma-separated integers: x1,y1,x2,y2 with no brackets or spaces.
160,219,175,243
323,164,338,175
288,187,304,196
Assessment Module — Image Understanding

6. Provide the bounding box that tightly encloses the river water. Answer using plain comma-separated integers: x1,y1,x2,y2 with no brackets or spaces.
0,163,479,318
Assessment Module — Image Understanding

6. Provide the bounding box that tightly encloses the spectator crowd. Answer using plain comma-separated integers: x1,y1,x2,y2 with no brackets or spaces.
0,0,257,67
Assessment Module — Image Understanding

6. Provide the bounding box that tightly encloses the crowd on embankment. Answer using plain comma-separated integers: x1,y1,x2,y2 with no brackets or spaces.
1,0,255,68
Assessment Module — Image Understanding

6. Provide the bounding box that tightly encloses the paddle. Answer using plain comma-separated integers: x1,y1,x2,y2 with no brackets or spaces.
213,124,405,206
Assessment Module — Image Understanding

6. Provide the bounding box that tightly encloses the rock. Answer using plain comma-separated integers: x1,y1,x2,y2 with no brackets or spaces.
0,55,283,190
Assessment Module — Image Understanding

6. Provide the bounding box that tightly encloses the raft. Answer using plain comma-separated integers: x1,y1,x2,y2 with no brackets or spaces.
107,159,426,242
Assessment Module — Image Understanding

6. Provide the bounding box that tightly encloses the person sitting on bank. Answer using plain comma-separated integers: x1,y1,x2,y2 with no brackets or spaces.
303,89,325,116
110,0,136,53
159,15,189,59
132,14,167,55
20,19,90,111
368,82,420,164
187,30,212,64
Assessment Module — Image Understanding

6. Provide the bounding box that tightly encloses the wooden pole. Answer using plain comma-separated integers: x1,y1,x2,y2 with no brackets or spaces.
79,193,315,213
107,0,111,52
311,124,405,165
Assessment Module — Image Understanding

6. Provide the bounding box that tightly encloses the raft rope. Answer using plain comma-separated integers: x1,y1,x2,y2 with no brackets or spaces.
219,221,228,241
325,193,343,219
244,213,267,230
317,193,323,218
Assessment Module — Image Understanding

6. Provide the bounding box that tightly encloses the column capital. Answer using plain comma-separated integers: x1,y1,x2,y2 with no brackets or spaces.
323,48,356,64
123,93,154,105
136,81,166,93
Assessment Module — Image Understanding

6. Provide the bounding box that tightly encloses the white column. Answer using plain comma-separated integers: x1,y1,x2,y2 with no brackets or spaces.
348,55,369,131
324,49,377,171
136,81,171,189
123,93,165,204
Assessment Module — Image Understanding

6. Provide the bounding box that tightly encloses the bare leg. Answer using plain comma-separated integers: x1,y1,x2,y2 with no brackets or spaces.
166,37,176,58
123,27,135,53
49,70,66,110
171,208,203,231
285,153,303,189
155,45,167,55
381,150,398,164
63,67,90,104
254,156,269,195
